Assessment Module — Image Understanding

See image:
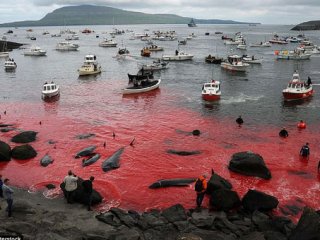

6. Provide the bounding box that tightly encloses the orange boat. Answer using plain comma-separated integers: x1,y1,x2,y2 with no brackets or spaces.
141,48,151,57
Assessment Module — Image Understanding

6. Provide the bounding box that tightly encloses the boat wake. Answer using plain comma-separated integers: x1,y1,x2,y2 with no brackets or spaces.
221,93,263,104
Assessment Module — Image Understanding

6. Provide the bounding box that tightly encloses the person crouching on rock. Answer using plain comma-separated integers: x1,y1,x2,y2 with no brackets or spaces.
195,175,207,208
300,142,310,160
82,176,94,211
64,170,78,204
279,127,289,138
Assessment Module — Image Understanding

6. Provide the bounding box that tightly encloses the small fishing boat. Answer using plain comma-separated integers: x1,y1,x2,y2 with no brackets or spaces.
221,55,249,72
122,70,161,94
24,46,47,56
282,71,313,101
178,39,187,45
242,55,262,64
140,59,169,71
162,50,193,61
275,49,311,60
250,41,272,47
78,54,102,76
99,39,117,47
4,58,17,70
56,41,79,51
202,80,221,101
205,55,223,64
42,81,60,99
141,48,151,57
115,47,131,59
146,45,164,52
188,18,197,27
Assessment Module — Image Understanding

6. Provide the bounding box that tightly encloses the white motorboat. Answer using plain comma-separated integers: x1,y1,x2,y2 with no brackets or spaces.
122,70,161,94
65,34,79,41
162,51,193,61
221,55,249,72
202,80,221,101
114,47,131,60
42,81,60,99
56,41,79,51
140,59,169,71
4,58,17,70
275,49,311,60
282,71,313,101
250,42,272,47
78,54,102,76
24,46,47,56
242,55,262,64
99,39,117,47
0,52,9,58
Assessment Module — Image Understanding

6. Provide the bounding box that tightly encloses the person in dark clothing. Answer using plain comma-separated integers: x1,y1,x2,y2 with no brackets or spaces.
279,127,289,138
307,76,312,86
82,176,95,211
195,175,207,208
300,142,310,159
0,175,3,198
236,116,244,126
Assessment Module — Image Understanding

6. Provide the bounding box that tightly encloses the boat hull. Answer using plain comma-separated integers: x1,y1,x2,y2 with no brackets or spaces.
162,55,193,61
221,62,249,72
282,89,314,101
277,54,311,60
122,79,161,94
202,93,220,101
24,51,46,56
78,69,101,76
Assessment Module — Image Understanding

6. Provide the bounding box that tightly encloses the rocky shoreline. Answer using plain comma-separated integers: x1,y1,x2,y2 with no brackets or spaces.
0,187,319,240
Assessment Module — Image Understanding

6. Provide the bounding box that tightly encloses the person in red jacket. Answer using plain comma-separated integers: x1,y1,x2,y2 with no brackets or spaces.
195,175,207,208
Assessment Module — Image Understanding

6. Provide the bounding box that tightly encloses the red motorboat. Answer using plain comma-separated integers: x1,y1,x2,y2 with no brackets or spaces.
202,80,221,101
282,71,314,101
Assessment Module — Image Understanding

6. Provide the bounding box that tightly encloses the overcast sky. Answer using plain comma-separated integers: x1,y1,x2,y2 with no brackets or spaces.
0,0,319,25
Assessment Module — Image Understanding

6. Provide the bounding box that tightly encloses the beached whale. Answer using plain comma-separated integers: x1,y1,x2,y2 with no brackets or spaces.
82,153,100,167
149,178,196,189
40,154,53,167
101,147,124,172
75,145,96,158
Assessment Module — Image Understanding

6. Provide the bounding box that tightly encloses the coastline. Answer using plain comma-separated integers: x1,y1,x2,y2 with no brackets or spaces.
1,187,319,239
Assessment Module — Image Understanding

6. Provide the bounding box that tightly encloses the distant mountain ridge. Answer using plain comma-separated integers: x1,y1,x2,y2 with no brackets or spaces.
291,20,320,31
0,5,258,27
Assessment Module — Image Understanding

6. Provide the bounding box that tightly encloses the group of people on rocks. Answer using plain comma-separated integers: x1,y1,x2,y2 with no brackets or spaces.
63,170,95,211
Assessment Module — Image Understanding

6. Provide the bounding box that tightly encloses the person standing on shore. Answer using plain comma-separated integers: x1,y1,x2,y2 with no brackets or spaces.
2,178,14,217
82,176,94,211
195,175,207,208
0,175,3,198
64,170,78,204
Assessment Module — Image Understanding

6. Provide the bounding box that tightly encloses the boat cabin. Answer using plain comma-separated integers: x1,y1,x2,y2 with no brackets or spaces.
128,70,154,87
287,72,311,90
228,55,242,64
43,82,58,91
84,55,97,63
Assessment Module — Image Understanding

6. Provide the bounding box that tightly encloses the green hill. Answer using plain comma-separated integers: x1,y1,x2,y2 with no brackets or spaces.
291,20,320,31
0,5,255,27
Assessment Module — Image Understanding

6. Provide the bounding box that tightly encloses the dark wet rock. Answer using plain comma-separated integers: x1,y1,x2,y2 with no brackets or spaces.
190,229,237,240
176,233,202,240
13,200,37,215
270,216,295,237
192,129,201,136
11,131,37,143
162,204,187,223
206,172,233,194
0,140,11,161
191,209,215,228
40,154,54,167
289,207,320,240
167,149,201,156
60,178,102,205
240,231,265,240
109,207,137,227
104,227,141,240
95,212,122,227
4,222,37,235
45,184,56,189
11,144,37,160
264,231,287,240
242,189,279,212
143,223,177,240
228,152,271,179
210,189,241,211
76,133,95,139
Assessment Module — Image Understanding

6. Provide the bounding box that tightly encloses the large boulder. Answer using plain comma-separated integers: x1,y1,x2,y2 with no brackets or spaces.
242,189,279,212
11,131,37,143
60,178,102,205
11,144,37,160
289,207,320,240
210,189,241,211
162,204,187,223
0,141,11,161
228,151,271,179
206,172,233,194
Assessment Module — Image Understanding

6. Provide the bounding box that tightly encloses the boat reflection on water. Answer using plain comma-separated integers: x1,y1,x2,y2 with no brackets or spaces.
282,96,313,108
42,94,60,103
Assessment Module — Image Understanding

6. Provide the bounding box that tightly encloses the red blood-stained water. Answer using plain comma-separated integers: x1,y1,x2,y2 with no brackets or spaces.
0,80,319,219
